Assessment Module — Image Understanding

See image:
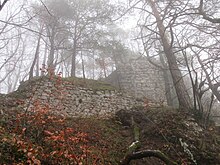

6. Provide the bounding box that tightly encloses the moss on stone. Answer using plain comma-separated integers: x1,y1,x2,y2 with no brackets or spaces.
62,77,116,91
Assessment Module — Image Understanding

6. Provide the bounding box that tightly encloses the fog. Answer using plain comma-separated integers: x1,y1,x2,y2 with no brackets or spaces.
0,0,219,110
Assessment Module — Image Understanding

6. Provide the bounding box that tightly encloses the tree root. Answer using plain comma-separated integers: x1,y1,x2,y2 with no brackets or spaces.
120,149,178,165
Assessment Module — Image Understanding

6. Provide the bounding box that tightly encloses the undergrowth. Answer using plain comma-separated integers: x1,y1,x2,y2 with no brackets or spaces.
0,71,128,165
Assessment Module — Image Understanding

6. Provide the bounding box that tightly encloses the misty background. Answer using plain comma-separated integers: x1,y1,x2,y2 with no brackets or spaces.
0,0,220,118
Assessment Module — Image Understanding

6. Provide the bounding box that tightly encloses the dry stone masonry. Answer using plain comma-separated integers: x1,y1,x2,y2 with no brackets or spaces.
106,57,167,104
18,76,143,118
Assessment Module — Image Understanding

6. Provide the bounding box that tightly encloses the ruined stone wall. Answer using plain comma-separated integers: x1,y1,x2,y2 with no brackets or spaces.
18,76,142,118
106,57,167,104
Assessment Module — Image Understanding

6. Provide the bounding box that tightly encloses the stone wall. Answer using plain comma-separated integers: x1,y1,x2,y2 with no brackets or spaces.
106,57,167,104
17,76,142,118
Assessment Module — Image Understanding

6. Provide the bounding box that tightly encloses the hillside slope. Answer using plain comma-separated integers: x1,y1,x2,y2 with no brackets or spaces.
0,76,219,164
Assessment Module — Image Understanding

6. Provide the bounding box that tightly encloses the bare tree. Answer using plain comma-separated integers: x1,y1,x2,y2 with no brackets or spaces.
132,0,192,109
66,0,116,77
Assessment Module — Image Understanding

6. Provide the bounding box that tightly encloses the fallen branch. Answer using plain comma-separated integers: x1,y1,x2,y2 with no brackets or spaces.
120,150,178,165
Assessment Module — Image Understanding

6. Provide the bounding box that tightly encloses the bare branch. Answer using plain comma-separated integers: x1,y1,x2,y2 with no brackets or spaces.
39,0,53,17
0,19,47,37
0,0,9,11
198,0,220,23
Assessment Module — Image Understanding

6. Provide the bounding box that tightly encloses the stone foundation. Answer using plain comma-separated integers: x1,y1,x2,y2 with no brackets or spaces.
18,76,143,117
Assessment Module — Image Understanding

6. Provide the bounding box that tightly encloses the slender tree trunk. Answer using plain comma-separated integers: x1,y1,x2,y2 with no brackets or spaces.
81,51,86,79
41,43,47,76
47,39,55,72
147,0,192,109
99,58,107,78
47,27,56,74
92,51,95,79
12,70,20,92
29,33,41,79
71,38,77,77
36,52,39,77
103,66,107,78
71,20,79,77
159,53,176,106
7,77,12,93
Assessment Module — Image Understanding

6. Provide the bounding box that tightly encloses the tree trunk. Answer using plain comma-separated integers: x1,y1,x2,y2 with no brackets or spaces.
148,0,192,109
71,38,77,77
47,27,56,74
81,51,86,79
120,150,177,165
29,33,41,79
36,51,40,77
41,42,47,76
159,52,178,107
92,51,95,79
71,20,79,77
103,60,107,78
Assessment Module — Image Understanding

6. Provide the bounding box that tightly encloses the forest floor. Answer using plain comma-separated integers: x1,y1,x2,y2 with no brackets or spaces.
0,77,220,164
0,97,220,164
115,107,220,165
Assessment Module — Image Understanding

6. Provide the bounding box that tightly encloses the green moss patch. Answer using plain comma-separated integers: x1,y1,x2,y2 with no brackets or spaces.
63,77,117,91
